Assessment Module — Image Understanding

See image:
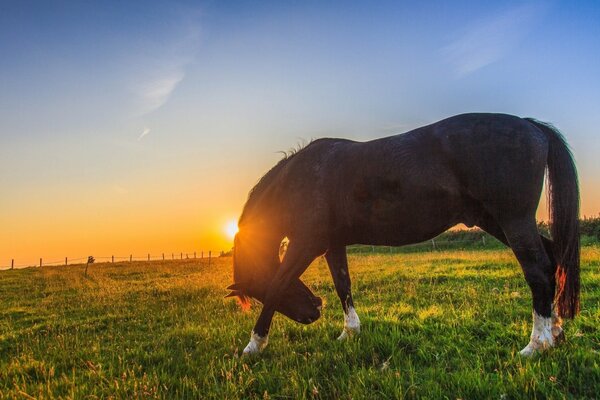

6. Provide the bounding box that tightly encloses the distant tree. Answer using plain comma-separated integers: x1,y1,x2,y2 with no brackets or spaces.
220,249,233,257
580,216,600,239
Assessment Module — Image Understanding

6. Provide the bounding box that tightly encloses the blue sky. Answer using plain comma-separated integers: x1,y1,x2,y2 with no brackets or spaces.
1,1,600,261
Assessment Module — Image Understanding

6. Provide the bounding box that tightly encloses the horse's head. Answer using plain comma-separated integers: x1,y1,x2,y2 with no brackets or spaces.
227,229,322,324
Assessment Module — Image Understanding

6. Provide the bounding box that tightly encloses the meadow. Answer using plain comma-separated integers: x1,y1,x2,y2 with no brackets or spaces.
1,248,599,399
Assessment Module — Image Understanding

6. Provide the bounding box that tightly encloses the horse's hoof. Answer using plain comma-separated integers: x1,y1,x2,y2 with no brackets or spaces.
519,338,554,357
337,330,349,341
337,325,360,341
519,343,537,357
242,332,268,355
242,343,258,355
337,306,361,341
520,311,555,357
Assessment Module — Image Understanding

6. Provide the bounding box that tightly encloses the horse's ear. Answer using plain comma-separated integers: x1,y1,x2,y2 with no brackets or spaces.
226,283,243,290
224,291,241,298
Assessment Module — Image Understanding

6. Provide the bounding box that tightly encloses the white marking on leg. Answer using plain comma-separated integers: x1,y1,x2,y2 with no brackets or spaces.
338,306,360,341
520,311,554,356
242,331,268,355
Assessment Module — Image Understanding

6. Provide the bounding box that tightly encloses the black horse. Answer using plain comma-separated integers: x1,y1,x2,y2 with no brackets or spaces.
227,113,580,356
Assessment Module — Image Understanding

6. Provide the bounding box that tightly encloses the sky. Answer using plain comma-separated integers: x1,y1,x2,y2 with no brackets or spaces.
1,1,600,266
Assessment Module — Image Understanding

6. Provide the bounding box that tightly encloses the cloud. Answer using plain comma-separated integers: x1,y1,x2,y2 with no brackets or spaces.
130,9,201,116
138,72,185,114
138,127,150,141
442,4,543,76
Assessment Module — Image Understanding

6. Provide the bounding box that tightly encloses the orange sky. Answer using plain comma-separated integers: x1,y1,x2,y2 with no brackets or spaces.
0,153,267,267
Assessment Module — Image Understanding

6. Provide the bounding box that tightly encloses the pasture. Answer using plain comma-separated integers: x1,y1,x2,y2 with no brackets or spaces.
1,248,599,399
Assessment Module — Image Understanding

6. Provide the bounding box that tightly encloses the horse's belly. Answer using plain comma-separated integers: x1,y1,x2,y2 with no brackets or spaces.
343,197,461,246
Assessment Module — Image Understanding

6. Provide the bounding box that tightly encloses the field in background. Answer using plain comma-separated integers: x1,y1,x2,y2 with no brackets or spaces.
1,248,599,398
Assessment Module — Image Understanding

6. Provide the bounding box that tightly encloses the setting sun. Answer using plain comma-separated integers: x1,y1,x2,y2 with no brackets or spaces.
225,220,239,240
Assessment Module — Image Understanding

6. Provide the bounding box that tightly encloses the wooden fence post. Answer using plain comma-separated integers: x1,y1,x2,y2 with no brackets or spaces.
130,255,132,262
180,253,183,260
11,259,14,270
208,251,211,267
162,253,165,261
65,257,68,266
172,253,174,260
111,255,114,263
482,236,486,246
201,251,204,259
40,258,42,267
194,251,196,259
148,254,150,261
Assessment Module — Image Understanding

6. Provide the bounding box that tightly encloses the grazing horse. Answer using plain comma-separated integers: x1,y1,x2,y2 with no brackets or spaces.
226,113,580,356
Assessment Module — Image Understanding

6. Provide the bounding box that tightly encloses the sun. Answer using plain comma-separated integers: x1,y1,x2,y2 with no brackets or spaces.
225,219,239,240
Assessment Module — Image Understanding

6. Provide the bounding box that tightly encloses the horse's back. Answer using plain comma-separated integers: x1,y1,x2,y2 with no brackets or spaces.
430,113,549,213
275,113,550,242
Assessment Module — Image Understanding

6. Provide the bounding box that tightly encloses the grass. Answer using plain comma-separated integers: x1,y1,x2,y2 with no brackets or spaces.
1,248,599,399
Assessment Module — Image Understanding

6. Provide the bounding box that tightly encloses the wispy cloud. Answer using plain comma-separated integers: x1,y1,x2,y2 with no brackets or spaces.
442,4,543,76
138,127,150,141
138,72,185,114
131,9,201,116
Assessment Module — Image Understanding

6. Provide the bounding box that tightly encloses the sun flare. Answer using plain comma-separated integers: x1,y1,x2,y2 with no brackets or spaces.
225,220,239,240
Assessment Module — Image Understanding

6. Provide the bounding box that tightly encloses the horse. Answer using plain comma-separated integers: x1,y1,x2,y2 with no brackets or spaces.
226,113,580,356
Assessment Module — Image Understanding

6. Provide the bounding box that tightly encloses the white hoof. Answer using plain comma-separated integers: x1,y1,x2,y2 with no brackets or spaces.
519,344,535,357
519,311,554,356
242,332,268,355
337,306,360,341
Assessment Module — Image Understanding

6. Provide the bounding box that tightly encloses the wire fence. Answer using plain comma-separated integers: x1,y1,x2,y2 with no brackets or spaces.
2,250,229,270
2,235,502,271
346,235,500,254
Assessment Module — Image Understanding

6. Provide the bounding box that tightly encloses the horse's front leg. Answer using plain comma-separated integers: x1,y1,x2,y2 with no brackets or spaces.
243,241,321,355
325,246,360,340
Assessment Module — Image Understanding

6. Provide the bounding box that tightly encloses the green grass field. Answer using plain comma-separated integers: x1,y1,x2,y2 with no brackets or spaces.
1,248,599,399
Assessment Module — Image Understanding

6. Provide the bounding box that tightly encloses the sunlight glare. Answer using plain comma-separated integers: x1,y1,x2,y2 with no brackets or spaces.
225,220,239,239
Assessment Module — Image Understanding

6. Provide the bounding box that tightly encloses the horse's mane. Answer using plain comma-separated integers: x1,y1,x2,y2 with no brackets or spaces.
239,141,312,223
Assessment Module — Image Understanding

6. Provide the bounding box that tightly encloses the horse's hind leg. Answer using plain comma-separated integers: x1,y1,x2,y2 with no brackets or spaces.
540,236,564,343
325,246,360,340
501,218,556,355
479,215,563,344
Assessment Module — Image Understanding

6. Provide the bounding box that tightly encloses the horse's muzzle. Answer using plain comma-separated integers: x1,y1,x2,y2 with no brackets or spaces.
276,279,322,324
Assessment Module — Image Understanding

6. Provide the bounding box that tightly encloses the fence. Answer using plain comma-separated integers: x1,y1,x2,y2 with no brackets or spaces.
2,250,228,270
346,235,502,254
2,234,504,270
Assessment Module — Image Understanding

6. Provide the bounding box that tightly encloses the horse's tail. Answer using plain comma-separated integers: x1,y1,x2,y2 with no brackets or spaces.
526,118,580,319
